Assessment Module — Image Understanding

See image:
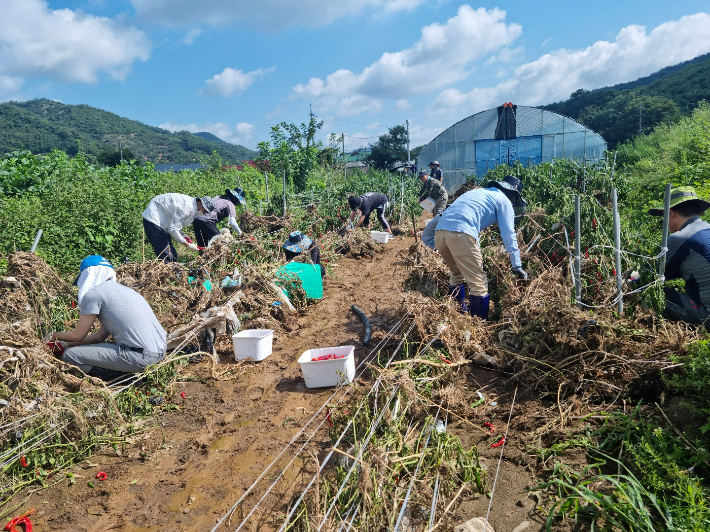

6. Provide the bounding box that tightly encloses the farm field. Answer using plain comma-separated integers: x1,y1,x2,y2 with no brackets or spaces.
0,103,709,531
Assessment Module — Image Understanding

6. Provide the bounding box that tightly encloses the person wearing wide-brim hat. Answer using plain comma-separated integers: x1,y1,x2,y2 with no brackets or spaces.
434,175,528,319
283,231,325,277
648,185,710,327
193,187,246,247
44,255,167,381
428,161,443,183
142,194,215,262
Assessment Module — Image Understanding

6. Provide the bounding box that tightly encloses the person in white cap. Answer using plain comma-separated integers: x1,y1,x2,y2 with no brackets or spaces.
142,193,214,262
45,255,166,380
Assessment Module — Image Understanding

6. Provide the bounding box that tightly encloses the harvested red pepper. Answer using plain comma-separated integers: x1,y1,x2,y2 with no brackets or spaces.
483,422,495,433
180,391,187,399
4,508,34,532
490,436,506,448
96,471,107,481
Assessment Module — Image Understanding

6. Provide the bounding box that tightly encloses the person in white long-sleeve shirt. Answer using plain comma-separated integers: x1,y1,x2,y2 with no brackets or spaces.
142,193,214,262
192,187,246,247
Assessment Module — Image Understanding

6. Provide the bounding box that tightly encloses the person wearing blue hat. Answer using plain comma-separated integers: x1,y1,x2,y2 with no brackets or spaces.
193,187,246,247
45,256,167,380
142,193,215,262
434,175,528,319
283,231,325,277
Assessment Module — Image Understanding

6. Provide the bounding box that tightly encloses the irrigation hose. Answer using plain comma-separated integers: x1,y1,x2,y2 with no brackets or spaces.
351,305,371,347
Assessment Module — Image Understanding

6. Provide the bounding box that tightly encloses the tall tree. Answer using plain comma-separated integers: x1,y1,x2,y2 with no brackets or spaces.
366,125,408,170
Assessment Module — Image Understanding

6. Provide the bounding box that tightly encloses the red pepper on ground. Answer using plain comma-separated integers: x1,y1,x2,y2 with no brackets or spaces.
483,422,495,433
490,436,506,448
19,456,28,468
325,411,333,427
4,508,34,532
96,471,108,481
181,391,187,399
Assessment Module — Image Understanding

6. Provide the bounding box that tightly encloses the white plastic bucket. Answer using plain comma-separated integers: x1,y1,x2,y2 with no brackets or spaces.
419,196,436,213
298,346,355,388
370,231,389,244
232,329,274,361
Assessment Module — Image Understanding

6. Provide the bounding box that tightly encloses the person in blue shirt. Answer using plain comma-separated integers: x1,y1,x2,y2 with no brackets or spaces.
434,175,528,318
648,186,710,327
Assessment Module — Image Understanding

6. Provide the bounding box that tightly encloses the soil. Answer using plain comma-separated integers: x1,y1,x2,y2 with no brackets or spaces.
7,227,583,532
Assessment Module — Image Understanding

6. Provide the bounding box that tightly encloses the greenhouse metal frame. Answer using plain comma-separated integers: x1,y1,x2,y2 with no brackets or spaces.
417,104,607,194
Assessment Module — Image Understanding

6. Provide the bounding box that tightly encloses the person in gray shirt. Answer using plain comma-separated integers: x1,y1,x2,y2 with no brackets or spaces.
46,255,167,377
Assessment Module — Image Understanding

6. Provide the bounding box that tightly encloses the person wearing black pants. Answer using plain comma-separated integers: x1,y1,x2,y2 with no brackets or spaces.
283,231,325,277
193,188,246,247
347,192,393,236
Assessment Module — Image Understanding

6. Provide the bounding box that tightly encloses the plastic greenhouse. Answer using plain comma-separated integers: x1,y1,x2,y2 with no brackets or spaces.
417,104,607,194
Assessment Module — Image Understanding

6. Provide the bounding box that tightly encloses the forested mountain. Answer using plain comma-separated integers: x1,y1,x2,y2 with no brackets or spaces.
0,99,256,163
543,53,710,147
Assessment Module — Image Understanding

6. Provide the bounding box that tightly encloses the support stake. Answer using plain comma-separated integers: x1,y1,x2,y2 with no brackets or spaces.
659,183,672,280
612,188,623,314
574,195,581,306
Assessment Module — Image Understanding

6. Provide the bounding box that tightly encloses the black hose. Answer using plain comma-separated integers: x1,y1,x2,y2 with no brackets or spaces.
351,305,371,347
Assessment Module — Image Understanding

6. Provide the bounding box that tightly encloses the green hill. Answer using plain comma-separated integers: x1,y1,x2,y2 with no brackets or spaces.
542,53,710,147
0,99,256,163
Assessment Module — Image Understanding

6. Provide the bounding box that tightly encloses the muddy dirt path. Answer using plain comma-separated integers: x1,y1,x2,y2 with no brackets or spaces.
12,228,552,532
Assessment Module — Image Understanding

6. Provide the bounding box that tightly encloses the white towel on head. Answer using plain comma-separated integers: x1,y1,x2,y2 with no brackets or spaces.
76,265,116,304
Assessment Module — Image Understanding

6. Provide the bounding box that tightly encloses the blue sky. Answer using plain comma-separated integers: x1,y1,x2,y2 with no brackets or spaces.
1,1,709,153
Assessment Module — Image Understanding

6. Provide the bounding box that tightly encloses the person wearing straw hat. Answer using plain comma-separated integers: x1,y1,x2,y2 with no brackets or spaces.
435,175,528,318
429,161,443,183
648,186,710,326
193,187,246,247
418,170,448,216
283,231,325,277
142,193,214,262
44,255,166,380
347,192,394,238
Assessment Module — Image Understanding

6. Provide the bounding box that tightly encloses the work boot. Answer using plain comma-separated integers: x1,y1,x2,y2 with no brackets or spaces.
448,284,468,313
468,294,490,320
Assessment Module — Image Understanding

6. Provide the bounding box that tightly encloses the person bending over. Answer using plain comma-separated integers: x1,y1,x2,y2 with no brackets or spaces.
417,170,448,216
142,193,214,262
434,175,528,318
648,186,710,327
347,192,393,237
193,187,246,247
46,255,167,379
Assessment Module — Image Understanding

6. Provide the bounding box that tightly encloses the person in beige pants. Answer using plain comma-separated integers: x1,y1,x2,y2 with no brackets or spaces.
434,176,528,318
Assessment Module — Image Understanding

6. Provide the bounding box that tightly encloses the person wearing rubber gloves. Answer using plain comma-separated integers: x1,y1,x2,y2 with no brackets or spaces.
418,170,448,216
45,255,166,380
142,193,214,262
193,187,246,247
347,192,393,238
648,186,710,327
434,175,528,318
283,231,325,278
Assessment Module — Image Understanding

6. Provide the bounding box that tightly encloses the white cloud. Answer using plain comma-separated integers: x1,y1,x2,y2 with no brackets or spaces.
265,105,288,120
180,28,202,45
0,0,150,88
395,99,412,110
429,12,710,120
201,66,275,97
365,122,381,131
159,120,256,145
291,6,521,113
130,0,425,29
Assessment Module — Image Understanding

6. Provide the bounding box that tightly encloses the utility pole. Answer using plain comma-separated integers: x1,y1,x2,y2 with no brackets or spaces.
406,120,410,174
639,103,643,134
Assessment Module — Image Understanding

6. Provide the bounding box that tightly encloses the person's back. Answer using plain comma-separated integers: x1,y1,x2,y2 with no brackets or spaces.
666,217,710,307
142,193,196,232
437,188,506,238
81,281,166,354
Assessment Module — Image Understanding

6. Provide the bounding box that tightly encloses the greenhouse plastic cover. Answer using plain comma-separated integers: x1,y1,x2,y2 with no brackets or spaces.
417,105,607,195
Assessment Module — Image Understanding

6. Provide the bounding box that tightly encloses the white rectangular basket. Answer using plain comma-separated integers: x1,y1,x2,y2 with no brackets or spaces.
298,346,355,388
370,231,389,244
232,329,274,362
419,196,436,213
